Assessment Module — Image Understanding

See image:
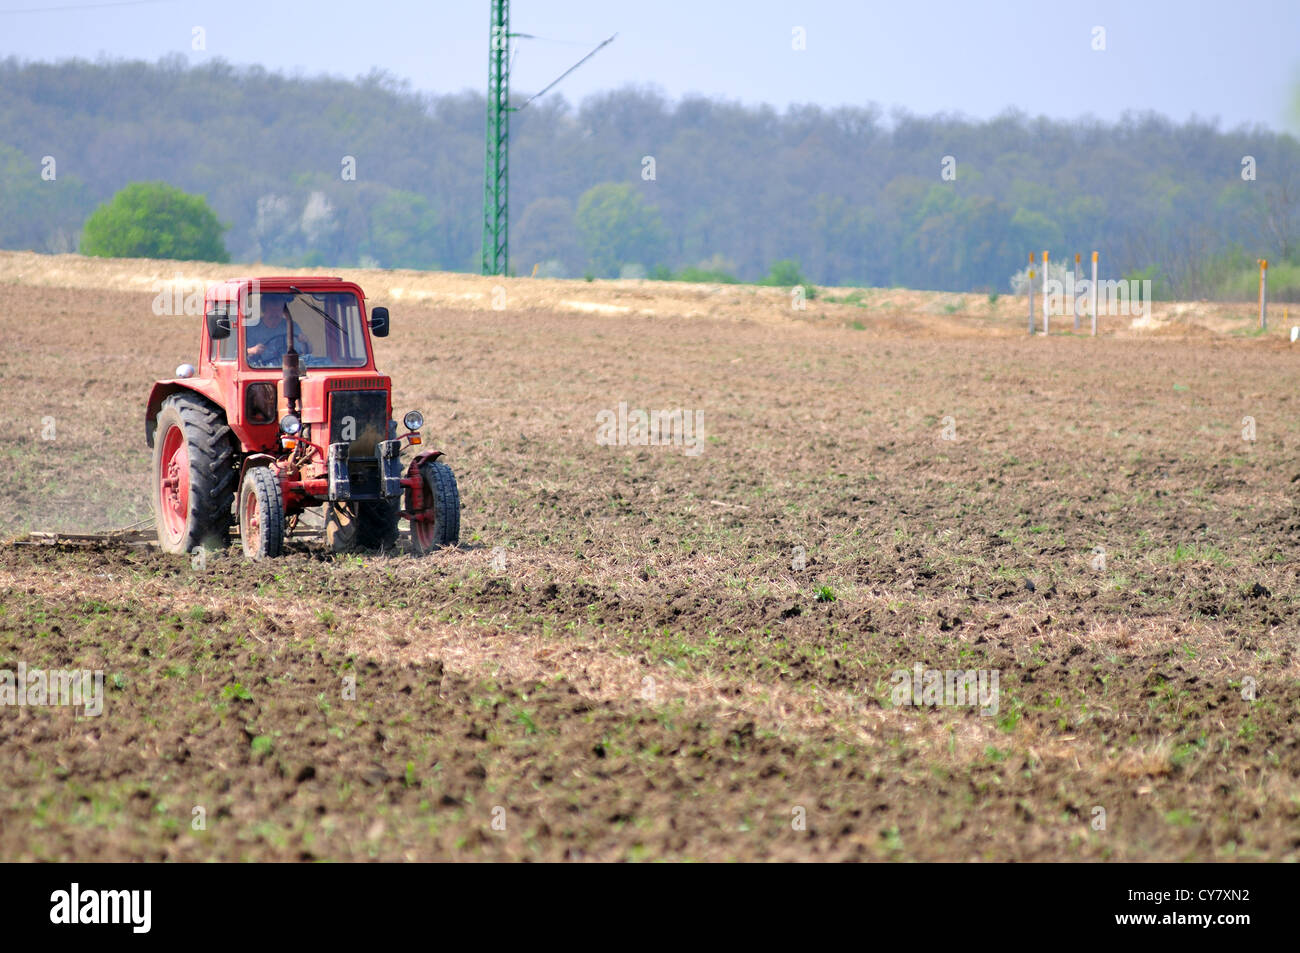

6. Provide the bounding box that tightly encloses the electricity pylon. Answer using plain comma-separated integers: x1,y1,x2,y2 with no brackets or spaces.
481,0,510,276
480,1,616,277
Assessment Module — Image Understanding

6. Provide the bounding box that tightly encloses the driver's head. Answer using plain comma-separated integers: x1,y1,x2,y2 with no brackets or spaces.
261,294,289,324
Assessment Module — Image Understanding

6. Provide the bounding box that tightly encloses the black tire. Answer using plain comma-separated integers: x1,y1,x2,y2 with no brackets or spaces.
410,461,460,555
151,393,236,554
239,466,284,560
324,499,400,553
323,502,356,554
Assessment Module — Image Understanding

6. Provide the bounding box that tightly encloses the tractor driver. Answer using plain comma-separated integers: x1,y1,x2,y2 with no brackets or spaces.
246,294,312,368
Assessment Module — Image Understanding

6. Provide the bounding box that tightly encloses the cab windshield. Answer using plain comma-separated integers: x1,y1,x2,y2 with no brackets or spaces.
244,291,369,368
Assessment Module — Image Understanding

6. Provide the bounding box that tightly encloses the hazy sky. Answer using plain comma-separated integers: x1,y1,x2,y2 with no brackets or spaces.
1,0,1297,131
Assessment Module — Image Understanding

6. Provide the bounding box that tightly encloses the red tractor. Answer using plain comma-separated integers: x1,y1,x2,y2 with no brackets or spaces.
145,277,459,559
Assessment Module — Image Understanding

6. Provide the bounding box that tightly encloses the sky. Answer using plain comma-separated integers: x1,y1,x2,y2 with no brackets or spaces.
0,0,1297,131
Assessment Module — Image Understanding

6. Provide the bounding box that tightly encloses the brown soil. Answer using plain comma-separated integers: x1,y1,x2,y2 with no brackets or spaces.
0,257,1297,861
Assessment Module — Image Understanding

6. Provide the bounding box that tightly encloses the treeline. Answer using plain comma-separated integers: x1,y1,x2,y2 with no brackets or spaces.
1,56,1298,297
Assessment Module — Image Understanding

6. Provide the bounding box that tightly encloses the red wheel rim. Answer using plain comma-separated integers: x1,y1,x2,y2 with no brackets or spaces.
244,485,260,541
412,513,436,549
158,424,189,543
411,480,437,549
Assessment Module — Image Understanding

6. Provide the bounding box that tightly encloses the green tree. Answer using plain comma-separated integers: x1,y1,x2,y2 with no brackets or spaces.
82,181,229,262
366,189,441,269
6,59,1300,294
515,196,582,276
575,183,666,278
0,143,89,252
1006,208,1063,258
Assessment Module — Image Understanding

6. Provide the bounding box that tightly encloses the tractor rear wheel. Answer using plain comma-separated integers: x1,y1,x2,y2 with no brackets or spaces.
410,460,460,555
324,499,400,553
151,393,236,554
239,466,284,560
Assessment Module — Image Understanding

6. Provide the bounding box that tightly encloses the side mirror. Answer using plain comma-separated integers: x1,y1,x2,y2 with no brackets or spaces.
206,309,231,340
370,306,390,338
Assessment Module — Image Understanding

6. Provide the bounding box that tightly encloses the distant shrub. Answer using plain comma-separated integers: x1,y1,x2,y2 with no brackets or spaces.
761,259,807,286
760,258,817,298
647,262,740,283
674,265,740,283
82,181,229,262
1219,260,1300,303
825,289,867,306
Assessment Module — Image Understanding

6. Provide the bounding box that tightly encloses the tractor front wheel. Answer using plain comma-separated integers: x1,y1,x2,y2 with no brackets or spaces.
239,466,285,560
409,461,460,555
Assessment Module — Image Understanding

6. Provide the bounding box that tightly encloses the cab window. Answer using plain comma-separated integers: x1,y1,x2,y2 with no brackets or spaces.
245,291,368,368
207,305,237,362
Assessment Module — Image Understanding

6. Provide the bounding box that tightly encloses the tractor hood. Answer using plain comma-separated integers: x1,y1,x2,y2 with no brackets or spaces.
293,373,391,429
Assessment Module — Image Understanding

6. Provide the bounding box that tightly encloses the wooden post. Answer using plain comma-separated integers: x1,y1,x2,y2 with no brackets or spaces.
1259,259,1268,330
1090,251,1099,336
1073,253,1081,330
1042,250,1050,334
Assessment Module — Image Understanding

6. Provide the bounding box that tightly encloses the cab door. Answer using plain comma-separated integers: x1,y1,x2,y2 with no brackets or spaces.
203,294,240,421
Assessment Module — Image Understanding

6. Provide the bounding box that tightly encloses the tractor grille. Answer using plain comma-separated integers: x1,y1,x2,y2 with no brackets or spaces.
326,376,386,392
329,390,387,458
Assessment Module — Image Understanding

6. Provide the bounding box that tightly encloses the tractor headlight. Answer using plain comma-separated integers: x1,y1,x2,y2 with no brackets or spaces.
403,410,424,431
280,413,302,435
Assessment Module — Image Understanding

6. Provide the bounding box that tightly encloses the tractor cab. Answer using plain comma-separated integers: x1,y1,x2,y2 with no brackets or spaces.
145,277,459,560
242,289,371,370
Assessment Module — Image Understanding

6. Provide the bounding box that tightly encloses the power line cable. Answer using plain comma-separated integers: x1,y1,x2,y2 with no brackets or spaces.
517,33,616,111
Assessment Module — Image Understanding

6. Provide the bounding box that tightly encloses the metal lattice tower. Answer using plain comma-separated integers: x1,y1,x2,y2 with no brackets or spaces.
481,0,510,276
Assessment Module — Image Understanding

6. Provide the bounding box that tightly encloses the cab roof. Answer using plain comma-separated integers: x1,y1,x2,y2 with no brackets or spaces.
206,276,367,301
213,276,347,287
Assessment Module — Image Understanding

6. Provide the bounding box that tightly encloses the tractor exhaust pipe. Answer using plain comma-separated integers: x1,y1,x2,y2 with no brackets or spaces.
282,289,301,415
282,349,300,415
